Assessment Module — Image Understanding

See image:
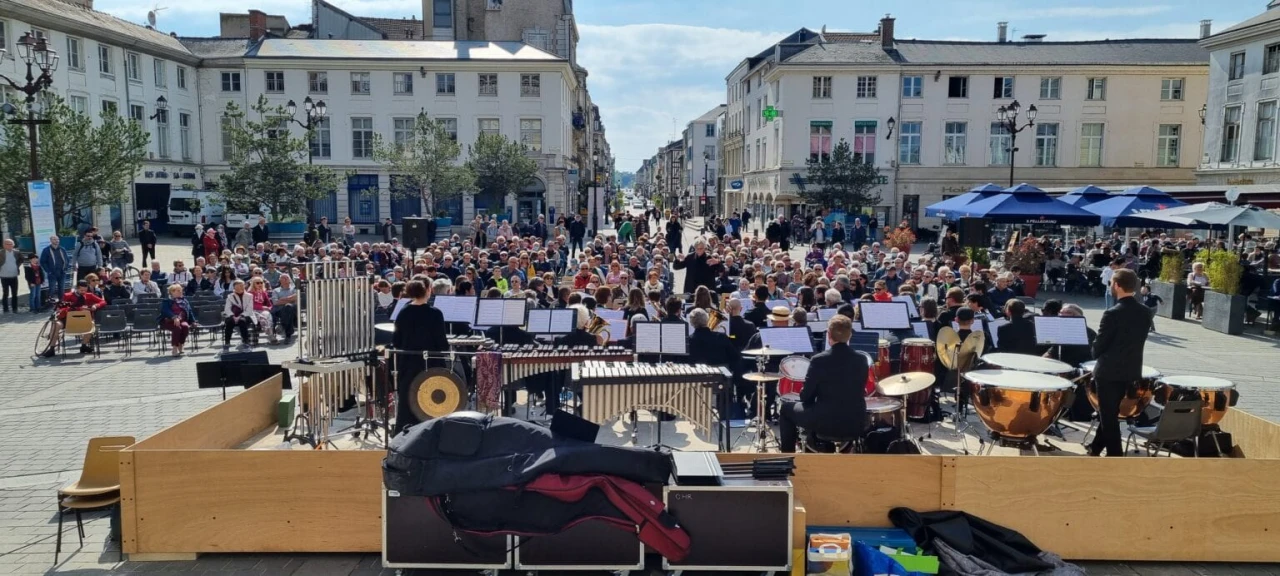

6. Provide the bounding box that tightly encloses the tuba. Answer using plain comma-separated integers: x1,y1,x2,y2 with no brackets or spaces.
707,307,726,331
585,313,611,346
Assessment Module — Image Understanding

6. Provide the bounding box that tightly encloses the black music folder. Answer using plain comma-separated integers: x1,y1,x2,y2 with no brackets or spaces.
672,452,724,486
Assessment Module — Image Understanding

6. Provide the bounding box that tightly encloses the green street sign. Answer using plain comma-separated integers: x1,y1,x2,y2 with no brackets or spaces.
761,106,778,121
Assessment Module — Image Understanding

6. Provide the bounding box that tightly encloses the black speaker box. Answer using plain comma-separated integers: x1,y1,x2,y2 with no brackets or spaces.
663,479,793,571
402,217,432,248
958,217,992,248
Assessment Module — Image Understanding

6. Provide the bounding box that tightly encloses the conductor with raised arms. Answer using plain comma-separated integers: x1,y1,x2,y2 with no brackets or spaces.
778,315,867,453
1090,268,1149,457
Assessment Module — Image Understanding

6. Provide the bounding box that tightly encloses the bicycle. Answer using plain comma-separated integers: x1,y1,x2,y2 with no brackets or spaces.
33,298,68,357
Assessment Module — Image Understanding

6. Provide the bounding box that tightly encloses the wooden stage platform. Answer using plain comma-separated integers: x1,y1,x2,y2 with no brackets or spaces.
119,375,1280,563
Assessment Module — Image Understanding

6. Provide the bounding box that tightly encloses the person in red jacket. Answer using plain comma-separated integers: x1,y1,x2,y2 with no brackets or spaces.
41,280,105,358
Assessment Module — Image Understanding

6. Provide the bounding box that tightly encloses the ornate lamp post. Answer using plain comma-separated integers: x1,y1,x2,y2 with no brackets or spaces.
286,96,327,223
0,32,60,180
995,100,1037,187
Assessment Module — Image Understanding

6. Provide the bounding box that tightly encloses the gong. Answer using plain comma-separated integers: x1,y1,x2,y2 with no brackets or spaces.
407,367,468,421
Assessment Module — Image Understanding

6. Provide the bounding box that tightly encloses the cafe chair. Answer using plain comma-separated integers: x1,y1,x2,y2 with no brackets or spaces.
61,310,96,360
54,436,134,564
1125,400,1202,457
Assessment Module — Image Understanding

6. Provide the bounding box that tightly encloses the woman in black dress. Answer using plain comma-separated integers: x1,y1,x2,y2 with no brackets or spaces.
391,279,450,434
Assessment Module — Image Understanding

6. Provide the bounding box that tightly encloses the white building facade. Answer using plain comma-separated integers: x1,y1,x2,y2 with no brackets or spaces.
683,104,725,212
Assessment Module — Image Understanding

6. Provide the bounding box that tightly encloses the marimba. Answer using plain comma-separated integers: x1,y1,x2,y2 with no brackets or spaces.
571,361,730,436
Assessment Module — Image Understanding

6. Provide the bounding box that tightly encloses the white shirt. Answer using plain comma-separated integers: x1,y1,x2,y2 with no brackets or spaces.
131,281,159,302
1101,266,1115,285
0,250,19,278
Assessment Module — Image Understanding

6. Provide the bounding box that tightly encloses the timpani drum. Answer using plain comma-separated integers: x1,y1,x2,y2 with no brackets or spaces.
866,396,903,430
873,338,892,381
1078,361,1161,419
980,353,1074,376
778,356,810,397
965,369,1074,440
900,338,936,419
1156,375,1237,425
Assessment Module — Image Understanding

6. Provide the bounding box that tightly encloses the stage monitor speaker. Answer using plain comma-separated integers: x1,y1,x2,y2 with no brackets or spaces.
402,217,432,248
958,217,992,248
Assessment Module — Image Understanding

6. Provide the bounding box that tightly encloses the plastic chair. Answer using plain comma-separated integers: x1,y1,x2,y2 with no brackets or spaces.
61,310,96,359
93,309,131,355
129,305,161,353
194,308,224,350
1126,400,1202,457
55,436,134,564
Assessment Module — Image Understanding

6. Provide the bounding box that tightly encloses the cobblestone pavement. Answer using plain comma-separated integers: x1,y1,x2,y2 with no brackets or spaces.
0,235,1276,575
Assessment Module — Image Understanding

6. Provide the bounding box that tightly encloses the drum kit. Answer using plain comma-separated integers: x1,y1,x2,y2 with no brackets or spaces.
739,345,791,452
873,372,936,450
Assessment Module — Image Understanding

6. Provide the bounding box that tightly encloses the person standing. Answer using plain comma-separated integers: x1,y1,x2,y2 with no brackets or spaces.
0,239,20,313
1089,269,1149,457
665,213,684,255
316,217,332,244
673,239,722,295
24,254,45,313
252,217,270,245
382,217,397,242
391,279,450,433
568,215,586,255
235,222,254,251
740,207,752,235
867,215,879,242
107,231,132,271
138,220,158,268
73,231,104,283
40,236,68,301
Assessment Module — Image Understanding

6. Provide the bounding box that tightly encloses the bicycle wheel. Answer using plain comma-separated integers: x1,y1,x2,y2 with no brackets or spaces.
124,266,141,281
34,316,56,357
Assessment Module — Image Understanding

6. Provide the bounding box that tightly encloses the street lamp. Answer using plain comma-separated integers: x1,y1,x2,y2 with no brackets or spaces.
591,151,600,236
286,96,327,223
885,116,896,140
0,31,59,181
701,151,711,217
148,95,168,120
1199,104,1207,125
994,99,1037,187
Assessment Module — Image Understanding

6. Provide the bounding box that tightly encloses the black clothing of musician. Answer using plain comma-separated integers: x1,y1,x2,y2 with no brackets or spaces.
779,341,867,453
673,249,722,294
996,315,1038,355
392,302,450,434
1090,291,1150,457
688,327,744,417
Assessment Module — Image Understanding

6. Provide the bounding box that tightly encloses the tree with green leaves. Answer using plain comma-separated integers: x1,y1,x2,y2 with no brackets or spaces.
801,138,882,212
370,111,474,217
216,95,339,221
466,133,539,219
0,95,149,231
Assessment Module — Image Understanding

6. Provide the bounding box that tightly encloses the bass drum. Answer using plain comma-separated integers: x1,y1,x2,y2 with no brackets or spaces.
779,355,810,396
407,366,469,421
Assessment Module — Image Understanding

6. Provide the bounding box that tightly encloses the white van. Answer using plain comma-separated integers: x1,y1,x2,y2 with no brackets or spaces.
167,190,225,234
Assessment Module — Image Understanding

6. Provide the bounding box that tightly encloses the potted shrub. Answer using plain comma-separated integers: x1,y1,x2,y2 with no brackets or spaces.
1151,251,1186,320
883,221,917,257
965,247,990,271
1197,249,1246,335
1003,237,1047,297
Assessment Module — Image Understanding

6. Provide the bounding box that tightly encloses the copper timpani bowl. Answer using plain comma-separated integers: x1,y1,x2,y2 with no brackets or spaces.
965,369,1074,440
1078,361,1162,420
1156,375,1236,426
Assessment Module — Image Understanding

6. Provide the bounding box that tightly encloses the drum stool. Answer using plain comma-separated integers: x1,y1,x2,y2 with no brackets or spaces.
801,432,860,454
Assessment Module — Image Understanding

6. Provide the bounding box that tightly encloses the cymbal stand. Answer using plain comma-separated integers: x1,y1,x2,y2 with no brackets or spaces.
735,352,780,453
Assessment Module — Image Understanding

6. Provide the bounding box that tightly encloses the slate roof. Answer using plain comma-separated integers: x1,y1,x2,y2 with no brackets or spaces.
823,32,878,43
358,16,425,40
249,39,564,61
1215,6,1280,38
784,42,899,65
784,38,1206,67
179,38,254,59
4,0,192,56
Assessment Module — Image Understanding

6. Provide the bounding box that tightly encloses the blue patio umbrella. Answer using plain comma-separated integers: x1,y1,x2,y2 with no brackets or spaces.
1082,186,1188,228
949,184,1102,225
924,183,1005,220
1058,185,1112,207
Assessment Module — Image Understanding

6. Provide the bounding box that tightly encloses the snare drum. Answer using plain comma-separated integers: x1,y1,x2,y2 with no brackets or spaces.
779,356,811,397
1078,361,1161,419
866,396,903,430
874,338,892,381
965,369,1073,440
1156,375,1236,425
900,338,936,419
981,353,1074,376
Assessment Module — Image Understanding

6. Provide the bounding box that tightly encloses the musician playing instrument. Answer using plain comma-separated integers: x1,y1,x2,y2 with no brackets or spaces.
1089,268,1149,457
392,279,450,434
686,309,744,418
725,298,758,352
778,315,867,453
996,299,1038,354
744,285,770,327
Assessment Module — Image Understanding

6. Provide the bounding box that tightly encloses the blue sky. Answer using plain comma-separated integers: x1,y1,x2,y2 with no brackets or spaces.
97,0,1263,173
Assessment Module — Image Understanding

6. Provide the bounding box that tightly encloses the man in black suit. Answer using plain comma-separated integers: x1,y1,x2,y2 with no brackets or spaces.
725,298,758,353
687,309,745,418
935,287,966,330
778,315,867,453
673,239,723,294
1090,269,1149,457
996,299,1038,354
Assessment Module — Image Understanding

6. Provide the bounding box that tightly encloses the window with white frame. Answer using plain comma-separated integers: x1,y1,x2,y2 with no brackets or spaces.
351,72,371,95
153,59,167,88
352,117,374,158
179,112,191,160
310,117,331,158
1222,106,1242,162
1086,77,1106,100
523,29,550,51
521,74,540,97
128,104,145,124
101,99,118,116
478,118,500,137
98,44,113,75
1157,124,1180,167
68,95,89,116
66,37,83,71
898,121,921,164
221,71,241,92
436,73,455,95
944,122,967,164
125,52,141,81
902,76,922,98
0,20,6,53
438,117,458,141
813,76,832,99
948,76,969,98
989,122,1010,166
1267,44,1280,76
1229,52,1246,81
155,108,170,158
1039,76,1061,99
853,121,877,164
393,117,415,146
1080,123,1104,167
221,116,240,160
809,121,832,163
394,72,414,95
176,66,187,90
1034,123,1059,166
856,76,877,99
1160,78,1184,101
993,76,1014,99
1256,101,1277,161
265,116,288,140
479,73,498,96
265,71,285,93
520,118,543,152
309,71,328,94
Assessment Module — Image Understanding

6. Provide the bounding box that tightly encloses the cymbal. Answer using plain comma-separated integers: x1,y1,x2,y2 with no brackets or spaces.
878,372,936,396
743,372,783,382
935,327,961,370
742,346,792,357
957,330,985,372
375,323,396,332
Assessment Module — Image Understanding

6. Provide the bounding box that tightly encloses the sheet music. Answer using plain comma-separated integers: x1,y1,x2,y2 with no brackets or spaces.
526,309,552,333
817,308,840,321
807,312,818,322
660,322,689,355
912,322,929,339
809,320,828,333
548,309,575,334
739,299,757,313
635,322,663,354
952,318,987,334
503,299,527,325
892,296,920,318
766,299,791,311
475,298,506,326
859,302,912,330
989,319,1009,348
759,327,814,354
432,295,477,325
596,308,624,321
606,318,627,342
1034,316,1091,346
389,298,412,321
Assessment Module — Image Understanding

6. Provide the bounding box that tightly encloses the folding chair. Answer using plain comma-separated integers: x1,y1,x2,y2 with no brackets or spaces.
194,308,224,350
129,305,162,354
1126,400,1202,457
55,436,134,564
93,309,131,356
61,311,96,360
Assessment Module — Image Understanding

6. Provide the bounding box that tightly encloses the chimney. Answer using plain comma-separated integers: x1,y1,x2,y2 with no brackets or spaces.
997,21,1008,43
880,14,895,49
1200,19,1212,39
248,9,268,42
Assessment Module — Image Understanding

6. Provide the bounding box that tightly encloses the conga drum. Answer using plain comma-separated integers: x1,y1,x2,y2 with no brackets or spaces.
1078,360,1161,419
866,396,903,430
965,369,1073,440
778,356,810,396
874,338,892,381
1156,375,1236,425
900,338,936,419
